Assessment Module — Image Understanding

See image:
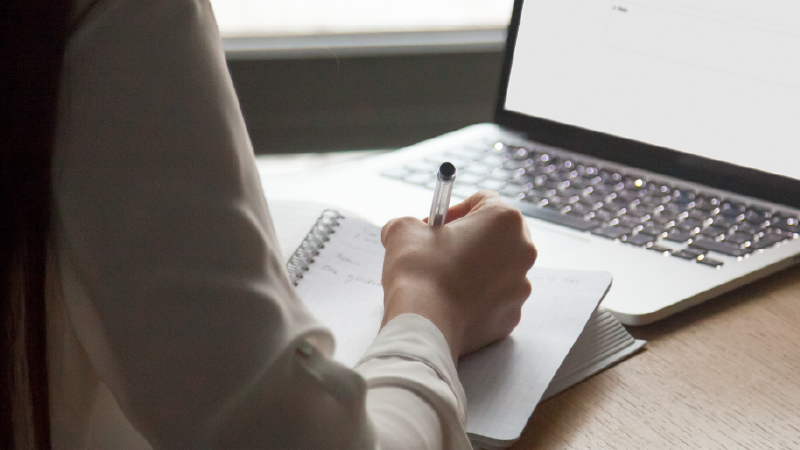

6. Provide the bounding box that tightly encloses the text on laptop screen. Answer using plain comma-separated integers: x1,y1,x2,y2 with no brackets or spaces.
505,0,800,182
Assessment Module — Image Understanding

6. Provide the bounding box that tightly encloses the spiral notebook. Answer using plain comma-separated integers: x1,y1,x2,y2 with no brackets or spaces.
278,207,645,449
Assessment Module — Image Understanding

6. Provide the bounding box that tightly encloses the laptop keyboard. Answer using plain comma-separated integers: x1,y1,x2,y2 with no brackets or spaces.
381,140,800,269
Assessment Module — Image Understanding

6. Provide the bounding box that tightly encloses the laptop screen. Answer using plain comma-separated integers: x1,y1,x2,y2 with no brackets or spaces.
504,0,800,182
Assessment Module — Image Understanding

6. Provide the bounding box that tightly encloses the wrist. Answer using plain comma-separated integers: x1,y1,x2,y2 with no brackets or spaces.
382,276,463,363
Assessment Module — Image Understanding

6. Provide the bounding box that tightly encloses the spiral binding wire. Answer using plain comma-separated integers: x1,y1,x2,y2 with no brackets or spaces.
286,210,344,285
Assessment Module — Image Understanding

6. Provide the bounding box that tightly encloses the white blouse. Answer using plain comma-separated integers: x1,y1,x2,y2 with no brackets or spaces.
47,0,470,448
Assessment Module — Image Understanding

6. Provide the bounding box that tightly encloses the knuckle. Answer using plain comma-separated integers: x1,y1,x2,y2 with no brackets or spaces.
522,242,538,267
381,216,422,248
475,189,498,200
521,278,533,300
498,205,524,223
505,308,523,334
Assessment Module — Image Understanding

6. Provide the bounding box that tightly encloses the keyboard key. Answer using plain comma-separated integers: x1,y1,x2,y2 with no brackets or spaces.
648,245,672,255
566,178,593,190
503,159,534,171
744,209,771,226
694,196,721,211
690,239,752,257
404,173,434,185
559,186,586,198
771,215,800,234
709,215,739,228
720,201,746,218
647,183,673,198
672,250,703,260
591,209,615,223
725,232,753,245
626,208,651,219
566,201,595,216
750,231,793,250
652,213,678,226
664,230,693,243
681,248,707,257
456,172,485,185
451,185,477,199
530,187,557,198
514,202,601,231
687,209,710,221
664,202,690,214
579,199,603,210
499,182,531,198
586,192,607,204
619,215,646,229
672,189,696,204
404,161,439,174
641,223,670,236
508,146,531,160
679,218,704,229
624,233,655,247
732,222,759,235
697,257,724,268
592,225,632,240
381,167,410,179
487,168,514,181
700,225,728,239
476,179,506,191
602,202,626,214
615,190,642,203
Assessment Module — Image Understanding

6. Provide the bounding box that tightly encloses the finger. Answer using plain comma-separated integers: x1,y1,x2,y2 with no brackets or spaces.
443,190,501,223
380,218,397,246
381,216,421,247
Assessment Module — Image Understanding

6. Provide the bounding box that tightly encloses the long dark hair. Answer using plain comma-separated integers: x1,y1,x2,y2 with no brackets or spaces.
1,1,72,448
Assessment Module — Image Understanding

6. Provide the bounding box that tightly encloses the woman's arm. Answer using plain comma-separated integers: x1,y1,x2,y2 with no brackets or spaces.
54,1,486,448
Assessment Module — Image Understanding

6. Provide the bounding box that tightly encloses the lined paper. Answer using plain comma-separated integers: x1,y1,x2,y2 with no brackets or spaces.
293,217,387,367
290,214,634,448
458,269,612,442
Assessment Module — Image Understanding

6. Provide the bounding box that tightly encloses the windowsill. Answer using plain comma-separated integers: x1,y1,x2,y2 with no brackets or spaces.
223,28,507,60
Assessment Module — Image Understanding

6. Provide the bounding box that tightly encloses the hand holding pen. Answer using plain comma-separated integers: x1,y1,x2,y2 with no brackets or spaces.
380,164,537,362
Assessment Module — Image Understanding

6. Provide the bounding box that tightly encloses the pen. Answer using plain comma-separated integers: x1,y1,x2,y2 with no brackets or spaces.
429,162,456,227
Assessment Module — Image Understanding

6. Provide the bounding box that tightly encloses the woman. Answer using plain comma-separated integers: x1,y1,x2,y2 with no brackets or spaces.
1,1,537,448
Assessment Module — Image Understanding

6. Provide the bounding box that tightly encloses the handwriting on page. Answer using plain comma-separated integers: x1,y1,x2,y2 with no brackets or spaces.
294,218,387,367
352,226,381,245
528,274,583,285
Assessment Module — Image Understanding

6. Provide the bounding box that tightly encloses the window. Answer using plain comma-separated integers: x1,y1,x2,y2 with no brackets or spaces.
212,0,514,153
210,0,513,37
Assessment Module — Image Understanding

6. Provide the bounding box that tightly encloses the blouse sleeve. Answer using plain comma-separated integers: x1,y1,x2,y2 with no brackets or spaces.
52,0,470,448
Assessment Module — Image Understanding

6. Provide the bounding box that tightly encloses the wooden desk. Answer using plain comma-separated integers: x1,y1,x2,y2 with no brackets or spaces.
512,265,800,450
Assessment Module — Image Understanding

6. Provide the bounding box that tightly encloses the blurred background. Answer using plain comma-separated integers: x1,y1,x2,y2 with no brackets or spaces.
210,0,514,153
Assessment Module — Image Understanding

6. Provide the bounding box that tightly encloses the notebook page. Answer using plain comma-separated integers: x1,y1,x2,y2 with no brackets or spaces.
291,214,614,444
458,269,612,442
293,217,387,367
269,200,335,263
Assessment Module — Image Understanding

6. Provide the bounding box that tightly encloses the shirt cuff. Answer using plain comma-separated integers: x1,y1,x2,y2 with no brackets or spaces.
353,314,467,426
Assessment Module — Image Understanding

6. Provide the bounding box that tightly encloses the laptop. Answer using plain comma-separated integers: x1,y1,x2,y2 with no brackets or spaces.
262,0,800,325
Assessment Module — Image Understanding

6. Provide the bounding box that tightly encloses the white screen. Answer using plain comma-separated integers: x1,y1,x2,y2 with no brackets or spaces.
505,0,800,181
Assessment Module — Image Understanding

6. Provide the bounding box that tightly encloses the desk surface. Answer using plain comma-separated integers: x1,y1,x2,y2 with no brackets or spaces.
256,153,800,450
512,264,800,450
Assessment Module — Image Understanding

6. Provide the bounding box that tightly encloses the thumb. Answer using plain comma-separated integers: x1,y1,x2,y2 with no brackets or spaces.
441,190,501,223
